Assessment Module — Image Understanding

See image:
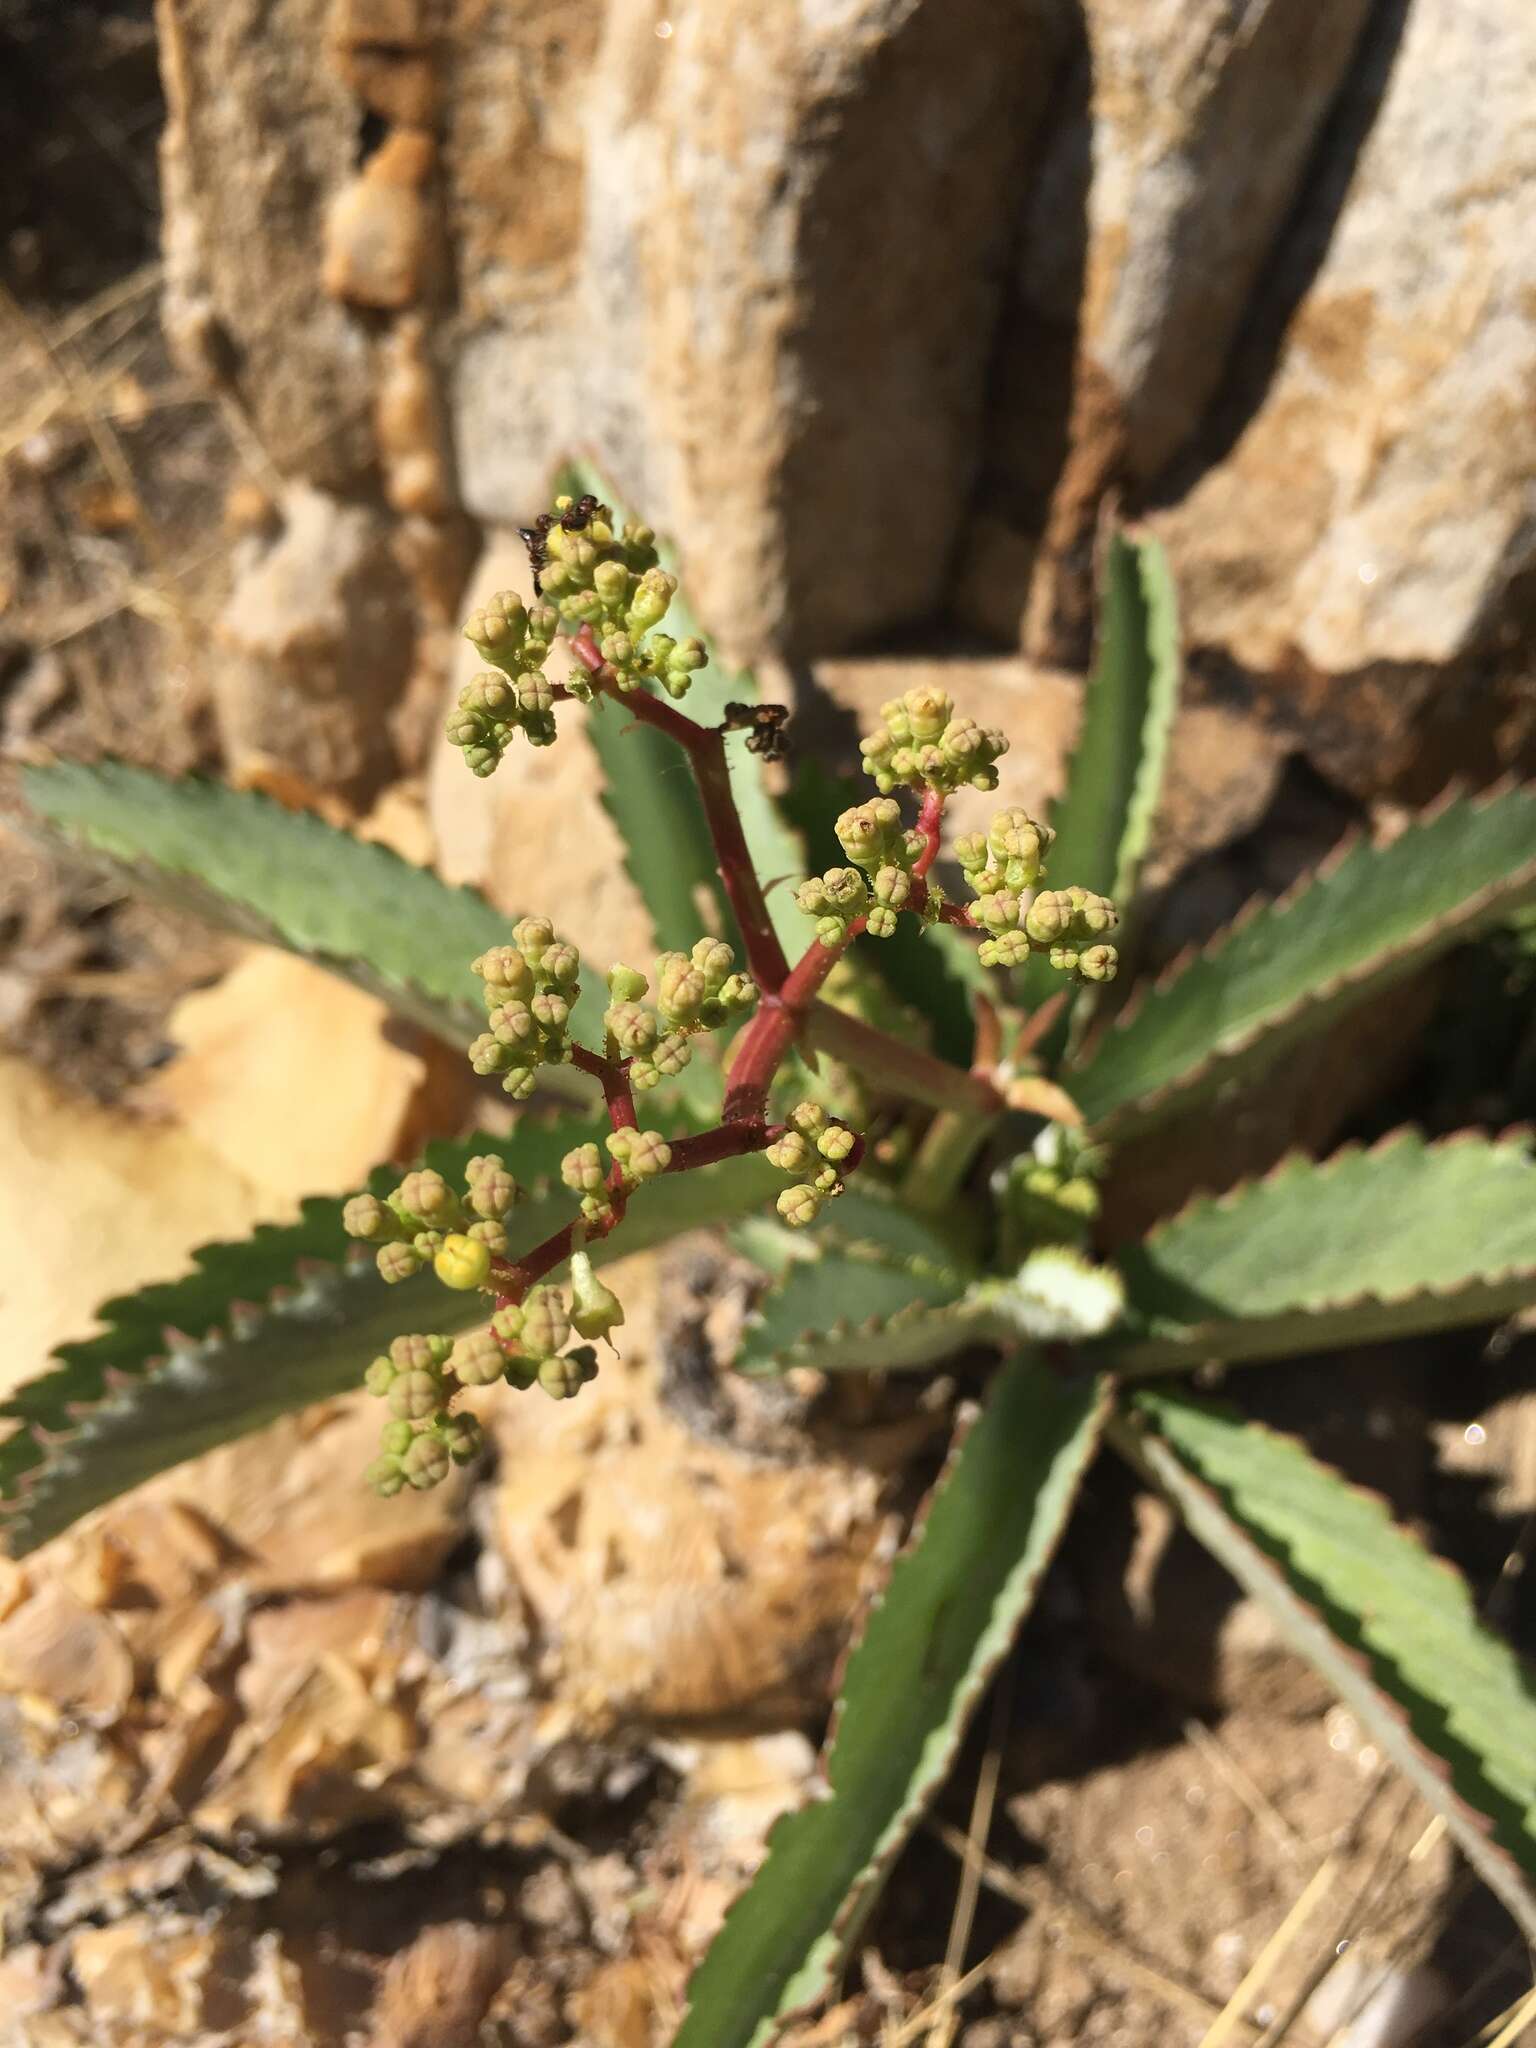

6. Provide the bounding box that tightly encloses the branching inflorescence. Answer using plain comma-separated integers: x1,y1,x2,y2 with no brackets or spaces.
344,494,1119,1494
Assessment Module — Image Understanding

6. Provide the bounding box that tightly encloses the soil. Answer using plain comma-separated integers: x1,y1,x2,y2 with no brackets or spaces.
2,11,1535,2047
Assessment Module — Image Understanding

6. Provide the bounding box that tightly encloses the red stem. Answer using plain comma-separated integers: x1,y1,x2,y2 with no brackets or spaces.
570,625,790,989
490,1114,784,1302
913,789,944,879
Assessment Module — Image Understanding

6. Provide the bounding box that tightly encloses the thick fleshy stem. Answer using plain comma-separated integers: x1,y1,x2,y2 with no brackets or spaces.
913,788,944,880
570,1043,638,1135
570,624,790,990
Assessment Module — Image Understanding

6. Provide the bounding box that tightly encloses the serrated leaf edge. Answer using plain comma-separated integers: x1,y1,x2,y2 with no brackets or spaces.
1115,1399,1536,1935
1103,1125,1536,1371
1074,782,1536,1134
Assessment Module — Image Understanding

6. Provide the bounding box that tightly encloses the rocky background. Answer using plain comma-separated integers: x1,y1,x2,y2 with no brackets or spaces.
2,1,1536,2042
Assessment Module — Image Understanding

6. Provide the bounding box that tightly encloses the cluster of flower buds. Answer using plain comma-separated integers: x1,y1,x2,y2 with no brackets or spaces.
956,809,1119,979
466,920,582,1099
860,684,1008,798
487,1275,605,1400
765,1100,860,1228
796,798,932,946
343,1152,520,1291
450,590,562,775
559,1125,674,1228
360,1332,487,1495
998,1127,1105,1252
602,942,758,1088
535,496,709,699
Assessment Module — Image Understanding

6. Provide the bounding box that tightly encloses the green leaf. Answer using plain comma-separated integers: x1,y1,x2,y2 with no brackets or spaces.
735,1186,973,1376
19,758,607,1056
1,1123,779,1555
1119,1392,1536,1939
553,460,806,962
1070,784,1536,1138
1105,1131,1536,1372
1017,529,1180,1015
673,1358,1106,2047
737,1232,1123,1378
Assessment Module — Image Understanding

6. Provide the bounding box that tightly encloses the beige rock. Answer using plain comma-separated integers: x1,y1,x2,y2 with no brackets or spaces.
486,1253,889,1726
811,654,1081,846
425,535,653,968
322,129,436,311
137,946,431,1205
157,0,374,490
213,482,418,800
0,1053,266,1406
1155,0,1536,790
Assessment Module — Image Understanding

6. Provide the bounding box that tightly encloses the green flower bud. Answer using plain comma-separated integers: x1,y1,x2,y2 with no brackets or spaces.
977,929,1032,969
501,1064,538,1100
690,937,735,990
465,1154,518,1219
468,1027,513,1071
537,1353,587,1401
626,565,676,631
813,1164,843,1194
503,1352,540,1391
777,1184,824,1229
520,1284,572,1359
463,591,528,668
391,1333,453,1371
389,1368,445,1421
788,1100,828,1137
656,955,708,1027
1077,942,1118,983
401,1434,451,1490
531,990,570,1032
987,808,1051,889
606,1128,673,1182
835,799,904,869
396,1169,458,1226
438,1412,484,1464
451,1331,506,1387
377,1242,423,1284
592,557,630,605
972,888,1022,934
487,1003,535,1048
343,1193,397,1242
561,1142,606,1194
434,1234,493,1291
472,946,533,1002
380,1419,415,1457
1024,889,1074,945
363,1356,396,1398
411,1230,444,1259
466,1219,508,1256
817,1124,857,1164
540,941,581,988
513,915,556,967
902,683,952,743
365,1455,407,1498
384,1421,426,1467
715,972,758,1014
462,675,517,724
954,833,989,875
668,637,707,675
607,963,649,1002
766,1129,813,1174
866,905,898,938
606,1001,659,1053
570,1250,625,1340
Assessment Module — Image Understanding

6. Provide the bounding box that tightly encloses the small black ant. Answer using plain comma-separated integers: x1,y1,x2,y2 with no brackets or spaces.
519,493,601,595
722,700,791,763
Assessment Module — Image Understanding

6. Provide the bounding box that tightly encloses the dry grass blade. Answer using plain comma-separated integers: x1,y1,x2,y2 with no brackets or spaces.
1198,1856,1340,2048
926,1818,1251,2035
928,1670,1013,2045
